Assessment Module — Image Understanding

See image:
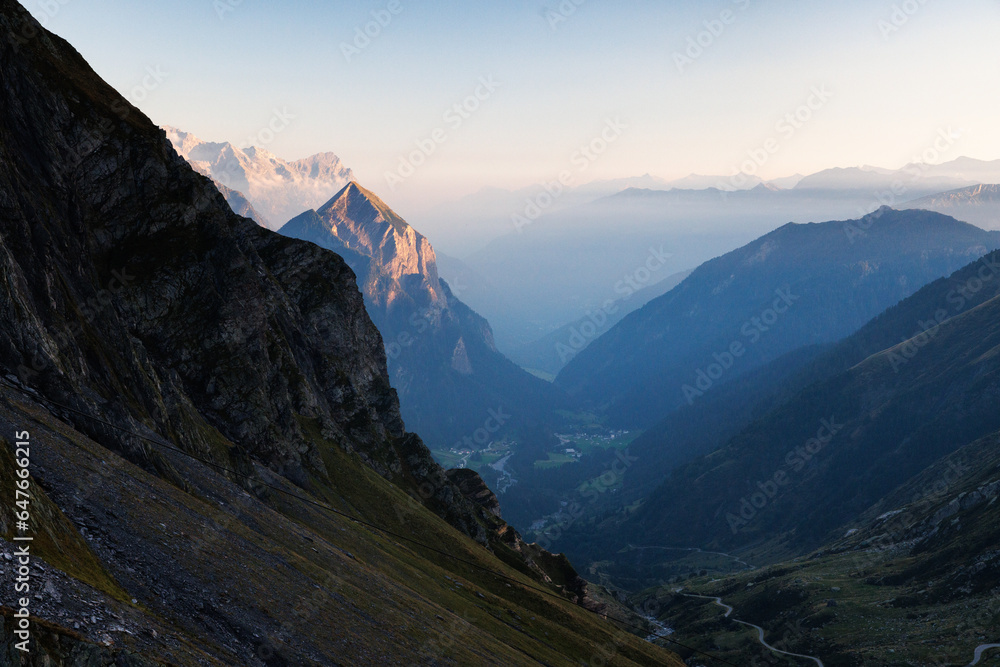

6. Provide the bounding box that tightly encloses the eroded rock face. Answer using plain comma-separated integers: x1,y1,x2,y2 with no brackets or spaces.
447,468,503,518
281,182,447,316
316,182,445,305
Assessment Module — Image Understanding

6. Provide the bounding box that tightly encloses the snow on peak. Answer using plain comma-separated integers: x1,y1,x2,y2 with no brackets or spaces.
163,126,354,229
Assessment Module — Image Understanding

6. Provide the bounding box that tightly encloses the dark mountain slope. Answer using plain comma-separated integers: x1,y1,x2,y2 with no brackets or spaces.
0,382,680,666
583,249,1000,573
616,343,831,500
0,3,680,664
828,429,1000,604
623,237,1000,499
556,207,1000,426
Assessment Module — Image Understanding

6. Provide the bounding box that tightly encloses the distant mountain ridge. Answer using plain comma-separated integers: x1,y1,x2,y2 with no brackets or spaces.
793,156,1000,193
460,180,973,351
556,207,1000,426
902,183,1000,230
164,125,353,228
213,181,269,226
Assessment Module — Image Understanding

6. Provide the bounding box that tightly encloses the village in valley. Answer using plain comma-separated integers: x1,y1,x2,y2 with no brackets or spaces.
432,426,639,496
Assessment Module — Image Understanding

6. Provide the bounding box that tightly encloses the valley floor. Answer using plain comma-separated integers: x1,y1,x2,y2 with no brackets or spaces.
636,548,1000,666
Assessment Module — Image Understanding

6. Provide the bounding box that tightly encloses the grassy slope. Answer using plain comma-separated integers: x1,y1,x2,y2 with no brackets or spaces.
0,385,682,666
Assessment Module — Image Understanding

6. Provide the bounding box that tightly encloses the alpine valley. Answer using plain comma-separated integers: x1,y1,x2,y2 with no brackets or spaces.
3,1,1000,666
0,2,678,665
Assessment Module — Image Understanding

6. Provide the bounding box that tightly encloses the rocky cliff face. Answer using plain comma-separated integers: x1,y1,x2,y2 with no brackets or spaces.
1,20,402,501
283,182,446,314
163,126,353,229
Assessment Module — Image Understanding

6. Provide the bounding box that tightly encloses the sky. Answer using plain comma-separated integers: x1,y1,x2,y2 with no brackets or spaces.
21,0,1000,213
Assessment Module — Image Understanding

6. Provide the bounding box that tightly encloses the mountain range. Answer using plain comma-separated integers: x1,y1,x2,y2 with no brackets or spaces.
429,157,1000,355
164,126,353,228
5,0,1000,663
457,183,962,352
508,270,692,377
277,183,570,458
0,3,680,664
555,207,1000,426
581,246,1000,664
902,183,1000,230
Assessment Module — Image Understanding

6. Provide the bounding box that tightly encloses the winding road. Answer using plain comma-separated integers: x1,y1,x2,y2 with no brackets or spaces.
969,643,1000,665
682,593,825,667
682,592,996,666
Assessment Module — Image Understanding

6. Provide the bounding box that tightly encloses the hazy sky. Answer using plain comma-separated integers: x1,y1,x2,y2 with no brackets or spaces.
22,0,1000,212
